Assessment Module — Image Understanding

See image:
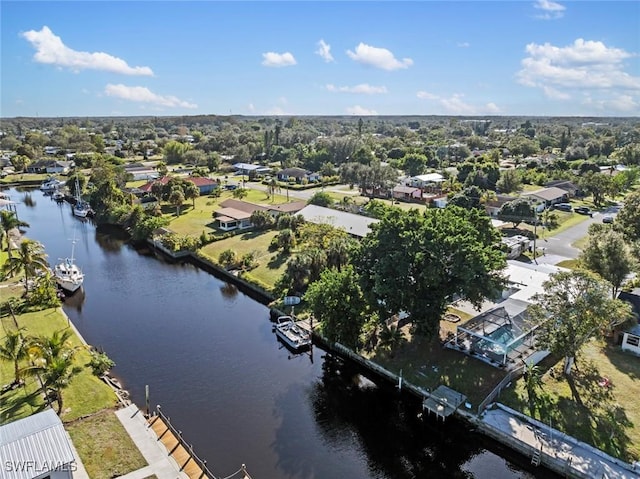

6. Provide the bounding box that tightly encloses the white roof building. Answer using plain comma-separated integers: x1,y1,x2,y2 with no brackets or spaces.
0,409,77,479
297,205,379,238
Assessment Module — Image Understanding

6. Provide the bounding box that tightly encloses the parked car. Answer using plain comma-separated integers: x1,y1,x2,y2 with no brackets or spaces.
602,215,614,224
554,203,572,212
574,206,592,216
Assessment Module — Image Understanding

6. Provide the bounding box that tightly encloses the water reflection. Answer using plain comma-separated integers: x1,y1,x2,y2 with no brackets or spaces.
22,193,36,207
62,288,85,313
220,282,239,300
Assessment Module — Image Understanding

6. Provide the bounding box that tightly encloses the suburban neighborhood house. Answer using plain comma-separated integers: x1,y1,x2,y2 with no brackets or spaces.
522,186,569,209
213,199,306,231
276,167,320,183
0,409,78,479
25,159,75,175
296,204,380,239
139,175,218,195
449,261,567,369
619,289,640,356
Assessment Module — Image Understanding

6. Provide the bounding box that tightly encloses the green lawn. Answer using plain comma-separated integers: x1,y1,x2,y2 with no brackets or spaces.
200,230,287,288
365,326,508,408
67,409,147,479
0,307,118,423
164,190,296,237
500,338,640,462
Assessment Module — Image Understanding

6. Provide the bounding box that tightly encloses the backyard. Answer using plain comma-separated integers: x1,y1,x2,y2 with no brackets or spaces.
500,338,640,462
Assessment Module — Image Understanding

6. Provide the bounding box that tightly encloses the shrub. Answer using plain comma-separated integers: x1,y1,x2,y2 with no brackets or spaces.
87,350,116,376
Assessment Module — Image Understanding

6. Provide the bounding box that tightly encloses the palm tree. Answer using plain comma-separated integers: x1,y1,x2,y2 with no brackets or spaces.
42,355,82,414
0,328,28,384
24,330,81,414
0,210,30,259
1,239,49,293
34,330,77,362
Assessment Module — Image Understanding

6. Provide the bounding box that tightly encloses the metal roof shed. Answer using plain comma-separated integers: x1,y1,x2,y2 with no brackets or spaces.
0,408,76,479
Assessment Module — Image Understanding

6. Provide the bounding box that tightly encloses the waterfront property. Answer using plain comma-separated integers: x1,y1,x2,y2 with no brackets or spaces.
448,261,565,369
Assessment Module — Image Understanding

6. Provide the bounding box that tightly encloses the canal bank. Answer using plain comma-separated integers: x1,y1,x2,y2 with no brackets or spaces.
150,241,639,479
3,186,564,479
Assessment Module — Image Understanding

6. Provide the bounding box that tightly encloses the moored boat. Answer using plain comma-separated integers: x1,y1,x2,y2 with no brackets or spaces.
274,316,312,351
40,177,65,193
53,238,84,294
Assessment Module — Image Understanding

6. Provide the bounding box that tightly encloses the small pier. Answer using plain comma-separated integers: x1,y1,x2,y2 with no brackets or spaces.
422,385,467,421
149,405,252,479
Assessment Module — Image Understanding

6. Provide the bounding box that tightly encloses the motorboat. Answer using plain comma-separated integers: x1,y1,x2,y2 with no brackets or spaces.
40,177,65,193
53,239,84,294
274,316,312,351
52,190,65,202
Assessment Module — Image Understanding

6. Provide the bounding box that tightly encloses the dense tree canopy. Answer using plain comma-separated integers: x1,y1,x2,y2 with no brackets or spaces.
355,207,506,336
528,271,632,390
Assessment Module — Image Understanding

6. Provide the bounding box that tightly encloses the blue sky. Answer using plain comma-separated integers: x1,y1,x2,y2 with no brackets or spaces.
1,1,639,118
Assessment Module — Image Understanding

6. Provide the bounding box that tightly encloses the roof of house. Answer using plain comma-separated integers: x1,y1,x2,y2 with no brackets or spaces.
545,180,579,193
277,167,311,177
266,201,306,214
297,204,379,238
218,198,269,214
522,186,567,202
619,289,640,334
139,175,216,192
215,208,252,221
233,162,262,171
188,176,217,187
0,409,76,479
412,173,445,183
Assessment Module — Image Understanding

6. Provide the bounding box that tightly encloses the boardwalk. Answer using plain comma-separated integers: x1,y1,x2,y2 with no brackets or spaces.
149,414,209,479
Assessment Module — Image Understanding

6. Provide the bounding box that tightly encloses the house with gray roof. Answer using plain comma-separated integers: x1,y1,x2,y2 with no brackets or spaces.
0,408,77,479
522,186,568,208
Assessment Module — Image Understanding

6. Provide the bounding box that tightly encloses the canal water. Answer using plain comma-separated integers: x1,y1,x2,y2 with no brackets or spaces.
5,187,558,479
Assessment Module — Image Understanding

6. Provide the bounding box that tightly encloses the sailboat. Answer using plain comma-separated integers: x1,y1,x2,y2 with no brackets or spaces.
72,177,91,218
53,237,84,294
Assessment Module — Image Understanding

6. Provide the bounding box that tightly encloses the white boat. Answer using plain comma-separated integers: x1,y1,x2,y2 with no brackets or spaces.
52,190,65,202
73,200,91,218
275,316,312,351
72,178,92,217
40,177,65,192
53,239,84,294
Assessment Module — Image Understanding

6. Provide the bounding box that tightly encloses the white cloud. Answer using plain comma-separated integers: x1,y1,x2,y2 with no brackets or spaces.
21,26,153,76
417,91,501,115
416,91,439,100
582,94,639,114
346,43,413,71
326,83,387,94
261,51,296,67
265,106,290,115
104,84,197,109
457,42,470,48
517,39,640,109
316,39,334,62
247,103,256,113
345,105,378,115
534,0,566,19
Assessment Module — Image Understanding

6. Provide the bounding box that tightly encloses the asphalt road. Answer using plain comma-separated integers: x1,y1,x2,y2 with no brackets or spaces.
536,204,623,263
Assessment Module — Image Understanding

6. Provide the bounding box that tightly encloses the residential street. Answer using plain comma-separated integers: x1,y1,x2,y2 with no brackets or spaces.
536,203,623,264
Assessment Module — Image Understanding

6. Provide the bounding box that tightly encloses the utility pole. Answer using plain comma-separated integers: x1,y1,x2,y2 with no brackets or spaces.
532,207,538,264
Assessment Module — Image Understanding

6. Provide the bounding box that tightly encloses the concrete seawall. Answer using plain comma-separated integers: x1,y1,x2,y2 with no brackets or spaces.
146,241,640,479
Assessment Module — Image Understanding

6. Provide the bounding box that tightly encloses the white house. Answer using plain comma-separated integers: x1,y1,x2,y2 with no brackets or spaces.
0,408,78,479
619,290,640,356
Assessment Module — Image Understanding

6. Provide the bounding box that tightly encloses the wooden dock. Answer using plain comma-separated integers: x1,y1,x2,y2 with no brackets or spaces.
422,385,467,421
149,414,209,479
